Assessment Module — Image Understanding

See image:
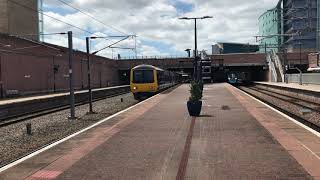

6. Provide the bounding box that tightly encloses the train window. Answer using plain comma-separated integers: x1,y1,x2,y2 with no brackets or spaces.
157,71,165,85
133,70,154,83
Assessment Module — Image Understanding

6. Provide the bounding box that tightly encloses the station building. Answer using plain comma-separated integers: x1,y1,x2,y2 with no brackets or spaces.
211,42,259,54
259,0,318,53
258,8,280,53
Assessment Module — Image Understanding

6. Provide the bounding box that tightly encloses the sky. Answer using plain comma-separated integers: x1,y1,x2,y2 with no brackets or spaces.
42,0,279,58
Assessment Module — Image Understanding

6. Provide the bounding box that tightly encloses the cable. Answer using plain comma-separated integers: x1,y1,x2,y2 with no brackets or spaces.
8,0,95,35
8,0,136,56
49,0,134,46
55,0,128,36
54,0,137,55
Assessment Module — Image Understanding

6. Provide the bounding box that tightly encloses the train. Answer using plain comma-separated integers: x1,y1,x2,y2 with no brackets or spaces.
227,71,252,85
130,64,180,100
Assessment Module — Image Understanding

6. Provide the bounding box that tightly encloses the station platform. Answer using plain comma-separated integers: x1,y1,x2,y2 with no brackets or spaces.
0,85,129,106
255,81,320,93
1,83,320,179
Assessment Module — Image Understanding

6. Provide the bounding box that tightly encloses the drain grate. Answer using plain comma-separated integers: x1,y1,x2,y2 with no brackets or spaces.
221,105,230,110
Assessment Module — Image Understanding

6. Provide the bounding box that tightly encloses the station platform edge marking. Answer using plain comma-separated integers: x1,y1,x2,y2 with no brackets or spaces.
228,84,320,138
0,91,165,173
225,83,320,177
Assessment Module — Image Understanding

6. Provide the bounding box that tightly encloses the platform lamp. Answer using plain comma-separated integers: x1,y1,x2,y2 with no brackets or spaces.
185,48,191,58
179,16,213,82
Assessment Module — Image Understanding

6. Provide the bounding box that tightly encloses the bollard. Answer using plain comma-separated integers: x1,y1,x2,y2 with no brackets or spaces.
121,98,123,102
26,123,32,135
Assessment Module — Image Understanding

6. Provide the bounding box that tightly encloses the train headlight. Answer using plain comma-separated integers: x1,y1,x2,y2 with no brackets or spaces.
133,86,137,90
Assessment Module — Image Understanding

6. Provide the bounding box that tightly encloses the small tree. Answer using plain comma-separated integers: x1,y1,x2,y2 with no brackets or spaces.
189,81,202,102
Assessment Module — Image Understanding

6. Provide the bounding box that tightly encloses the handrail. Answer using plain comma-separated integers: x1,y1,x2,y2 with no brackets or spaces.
267,52,278,82
271,49,285,82
117,55,190,60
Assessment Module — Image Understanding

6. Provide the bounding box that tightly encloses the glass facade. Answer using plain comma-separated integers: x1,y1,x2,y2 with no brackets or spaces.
259,0,318,53
258,8,279,53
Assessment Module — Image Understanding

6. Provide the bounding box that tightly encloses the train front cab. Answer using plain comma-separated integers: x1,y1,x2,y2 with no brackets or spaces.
130,66,158,100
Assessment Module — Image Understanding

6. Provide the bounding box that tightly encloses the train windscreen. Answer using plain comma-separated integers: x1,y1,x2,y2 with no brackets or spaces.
133,70,154,83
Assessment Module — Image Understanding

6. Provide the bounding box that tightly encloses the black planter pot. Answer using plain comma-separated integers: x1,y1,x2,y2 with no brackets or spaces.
187,100,202,117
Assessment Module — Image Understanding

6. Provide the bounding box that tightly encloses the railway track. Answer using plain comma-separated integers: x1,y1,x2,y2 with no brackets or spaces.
238,85,320,132
250,86,320,113
0,91,129,127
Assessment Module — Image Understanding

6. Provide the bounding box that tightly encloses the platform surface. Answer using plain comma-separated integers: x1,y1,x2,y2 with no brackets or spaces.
256,81,320,93
1,83,320,180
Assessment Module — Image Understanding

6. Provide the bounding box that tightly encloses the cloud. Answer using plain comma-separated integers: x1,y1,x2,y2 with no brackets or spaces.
42,0,279,57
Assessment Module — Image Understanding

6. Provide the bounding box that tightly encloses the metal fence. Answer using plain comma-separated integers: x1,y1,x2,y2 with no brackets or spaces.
118,55,188,60
287,73,320,85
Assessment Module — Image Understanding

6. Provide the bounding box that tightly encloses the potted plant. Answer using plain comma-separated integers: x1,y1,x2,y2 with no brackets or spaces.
187,81,203,117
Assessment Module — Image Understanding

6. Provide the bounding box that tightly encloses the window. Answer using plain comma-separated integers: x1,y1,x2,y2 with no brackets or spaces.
133,70,154,83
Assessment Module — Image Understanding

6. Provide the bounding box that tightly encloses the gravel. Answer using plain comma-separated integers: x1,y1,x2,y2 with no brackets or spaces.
239,86,320,127
0,93,139,168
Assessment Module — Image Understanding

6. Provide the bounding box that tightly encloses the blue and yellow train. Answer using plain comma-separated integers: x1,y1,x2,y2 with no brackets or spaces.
130,64,180,100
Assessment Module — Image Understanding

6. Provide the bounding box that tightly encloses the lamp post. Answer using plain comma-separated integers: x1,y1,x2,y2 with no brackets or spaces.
179,16,213,82
185,48,191,57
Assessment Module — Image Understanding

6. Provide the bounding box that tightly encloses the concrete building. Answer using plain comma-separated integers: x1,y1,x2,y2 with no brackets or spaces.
0,0,39,41
211,42,259,54
259,0,317,53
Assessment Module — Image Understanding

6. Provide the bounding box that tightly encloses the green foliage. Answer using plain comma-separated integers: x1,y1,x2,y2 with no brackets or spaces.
189,81,202,102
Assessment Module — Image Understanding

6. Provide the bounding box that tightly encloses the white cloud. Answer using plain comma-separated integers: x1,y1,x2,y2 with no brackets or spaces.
43,0,279,57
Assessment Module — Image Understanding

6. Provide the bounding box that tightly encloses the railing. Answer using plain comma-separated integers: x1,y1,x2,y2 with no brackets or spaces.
287,73,320,85
267,52,278,82
271,49,285,82
116,55,190,60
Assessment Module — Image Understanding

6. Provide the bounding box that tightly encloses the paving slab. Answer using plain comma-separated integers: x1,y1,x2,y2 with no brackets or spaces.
0,84,317,180
185,84,313,180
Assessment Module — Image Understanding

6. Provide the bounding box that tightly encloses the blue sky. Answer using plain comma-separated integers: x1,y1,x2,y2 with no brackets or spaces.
42,0,278,58
171,0,193,14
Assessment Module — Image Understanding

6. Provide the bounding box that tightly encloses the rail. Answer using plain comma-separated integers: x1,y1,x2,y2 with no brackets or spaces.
238,85,320,131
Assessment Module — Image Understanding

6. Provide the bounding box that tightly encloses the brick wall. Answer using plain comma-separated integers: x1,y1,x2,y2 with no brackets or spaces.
0,35,119,97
